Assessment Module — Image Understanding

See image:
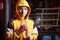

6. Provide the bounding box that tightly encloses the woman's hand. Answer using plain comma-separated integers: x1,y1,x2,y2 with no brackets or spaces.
18,24,28,36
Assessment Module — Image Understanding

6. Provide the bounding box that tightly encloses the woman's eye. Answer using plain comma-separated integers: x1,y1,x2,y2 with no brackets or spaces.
20,10,22,12
19,8,22,12
25,8,27,10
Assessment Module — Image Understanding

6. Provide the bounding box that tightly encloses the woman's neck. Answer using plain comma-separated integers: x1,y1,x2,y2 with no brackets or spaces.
21,16,25,19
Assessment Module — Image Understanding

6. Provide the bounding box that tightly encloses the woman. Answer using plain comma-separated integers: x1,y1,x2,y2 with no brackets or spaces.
7,0,38,40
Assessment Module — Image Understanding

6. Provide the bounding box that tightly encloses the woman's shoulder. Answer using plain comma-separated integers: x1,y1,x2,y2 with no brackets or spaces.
27,19,34,24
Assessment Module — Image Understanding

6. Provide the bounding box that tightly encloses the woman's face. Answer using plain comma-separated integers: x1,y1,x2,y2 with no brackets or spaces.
18,7,28,18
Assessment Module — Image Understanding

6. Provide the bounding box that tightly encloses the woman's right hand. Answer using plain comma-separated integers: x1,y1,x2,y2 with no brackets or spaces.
18,24,28,36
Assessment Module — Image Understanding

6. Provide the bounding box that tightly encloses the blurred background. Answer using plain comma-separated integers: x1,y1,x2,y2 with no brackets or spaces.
0,0,60,40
